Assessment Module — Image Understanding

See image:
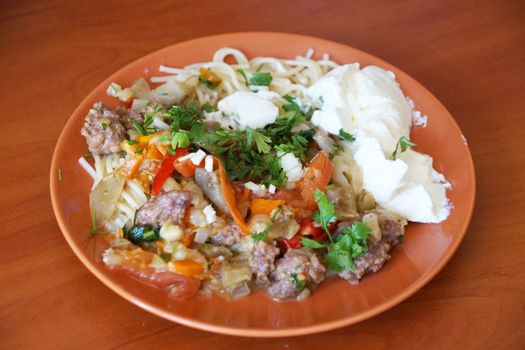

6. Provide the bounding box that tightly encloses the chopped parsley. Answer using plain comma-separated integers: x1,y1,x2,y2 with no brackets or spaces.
171,131,190,149
165,146,176,155
305,190,372,272
246,127,272,153
324,222,371,272
134,147,144,153
392,136,416,159
126,139,139,145
300,237,326,249
250,72,272,86
251,229,269,242
312,189,336,243
84,152,93,158
339,129,355,142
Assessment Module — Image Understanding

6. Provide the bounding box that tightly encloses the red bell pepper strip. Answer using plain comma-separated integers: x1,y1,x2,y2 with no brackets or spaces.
280,235,302,252
151,148,188,195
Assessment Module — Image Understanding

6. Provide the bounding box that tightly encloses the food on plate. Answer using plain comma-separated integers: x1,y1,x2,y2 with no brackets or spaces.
78,47,451,300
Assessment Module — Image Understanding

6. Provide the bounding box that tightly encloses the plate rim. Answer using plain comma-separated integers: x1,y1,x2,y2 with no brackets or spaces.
50,31,476,337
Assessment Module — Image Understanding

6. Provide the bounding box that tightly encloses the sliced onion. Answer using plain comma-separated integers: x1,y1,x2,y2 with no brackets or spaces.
90,173,126,221
194,227,211,244
227,281,251,299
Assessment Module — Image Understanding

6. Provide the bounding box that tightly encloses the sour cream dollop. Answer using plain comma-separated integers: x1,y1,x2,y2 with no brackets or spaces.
218,91,278,130
307,64,450,223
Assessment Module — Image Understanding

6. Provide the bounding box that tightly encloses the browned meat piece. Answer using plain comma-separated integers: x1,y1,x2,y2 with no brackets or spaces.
249,241,279,287
338,211,406,284
115,107,144,129
81,102,126,154
338,240,391,284
136,191,190,226
377,211,405,244
209,224,242,246
268,248,326,300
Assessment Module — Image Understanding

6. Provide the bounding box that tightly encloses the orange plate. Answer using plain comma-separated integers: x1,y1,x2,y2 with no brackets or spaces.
50,32,475,337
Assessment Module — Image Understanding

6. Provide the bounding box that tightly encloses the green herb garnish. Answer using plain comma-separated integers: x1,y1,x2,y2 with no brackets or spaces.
324,222,371,272
126,225,160,243
392,136,416,159
132,121,146,135
165,146,176,155
135,147,144,153
312,189,336,243
171,131,190,149
251,229,269,242
339,129,355,142
250,72,272,86
300,237,327,249
101,122,109,130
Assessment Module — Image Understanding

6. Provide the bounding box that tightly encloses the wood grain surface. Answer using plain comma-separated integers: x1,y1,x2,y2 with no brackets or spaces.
1,0,524,349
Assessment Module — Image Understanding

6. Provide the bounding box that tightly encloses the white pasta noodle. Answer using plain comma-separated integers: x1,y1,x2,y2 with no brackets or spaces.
150,47,339,102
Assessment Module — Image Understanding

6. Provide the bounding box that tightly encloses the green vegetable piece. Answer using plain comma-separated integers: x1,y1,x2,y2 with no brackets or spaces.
313,189,336,242
251,229,268,242
126,225,160,244
172,131,190,149
301,237,327,249
391,136,417,159
250,72,272,86
339,129,355,142
132,121,146,135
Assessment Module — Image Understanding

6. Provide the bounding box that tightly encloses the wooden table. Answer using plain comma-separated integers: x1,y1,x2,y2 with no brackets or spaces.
2,0,524,348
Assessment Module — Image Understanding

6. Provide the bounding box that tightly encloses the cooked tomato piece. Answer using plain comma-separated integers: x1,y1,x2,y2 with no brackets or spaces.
300,151,332,209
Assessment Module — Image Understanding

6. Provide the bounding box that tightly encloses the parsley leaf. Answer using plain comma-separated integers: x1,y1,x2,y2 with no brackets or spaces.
164,101,202,131
246,127,272,153
172,131,190,149
301,237,327,249
250,72,272,86
251,229,268,242
339,129,355,142
290,272,306,290
391,136,416,159
313,189,336,242
325,249,354,272
101,122,109,130
325,221,372,272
